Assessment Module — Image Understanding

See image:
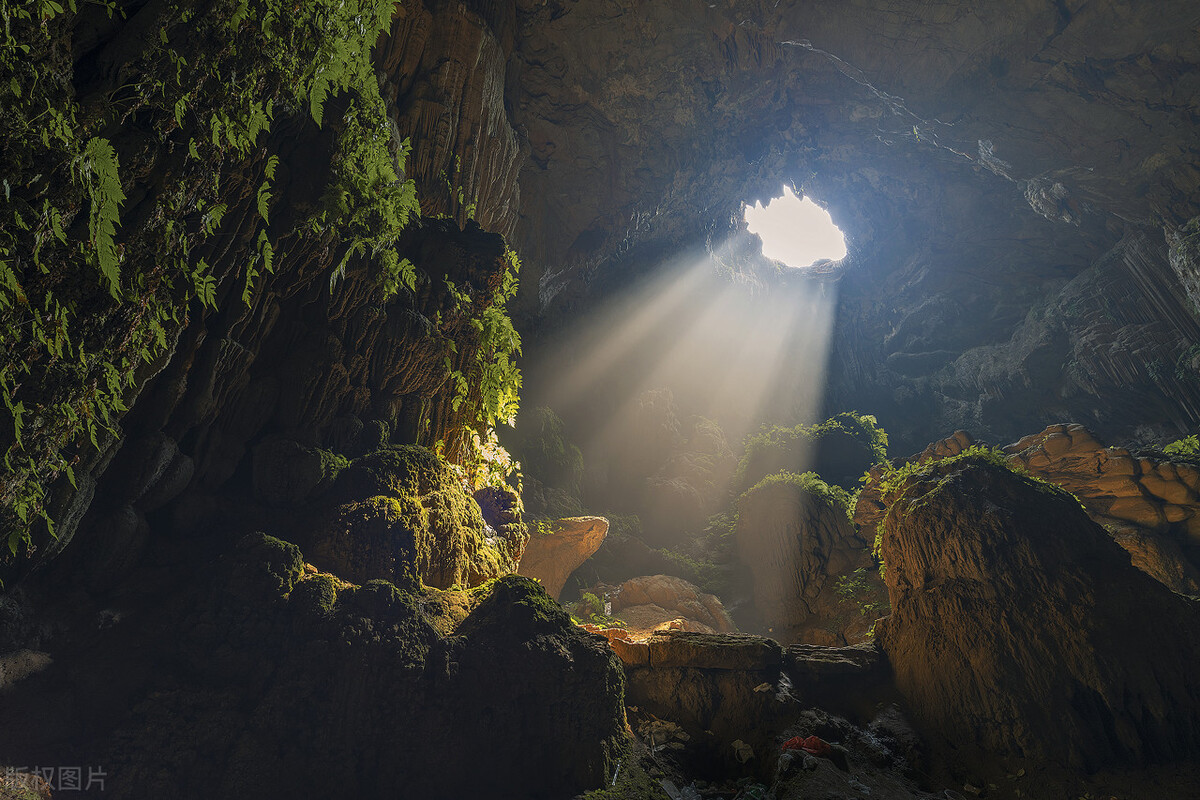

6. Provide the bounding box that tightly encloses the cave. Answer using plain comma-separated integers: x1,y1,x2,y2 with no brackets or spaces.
3,1,1200,798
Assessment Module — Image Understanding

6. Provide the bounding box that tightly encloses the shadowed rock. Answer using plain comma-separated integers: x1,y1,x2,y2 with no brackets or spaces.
737,475,880,645
876,456,1200,773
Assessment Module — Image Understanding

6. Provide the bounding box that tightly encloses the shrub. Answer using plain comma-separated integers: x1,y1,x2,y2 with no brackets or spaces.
735,411,888,490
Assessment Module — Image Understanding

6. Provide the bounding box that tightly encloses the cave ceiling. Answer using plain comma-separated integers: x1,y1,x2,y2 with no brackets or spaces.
380,0,1200,448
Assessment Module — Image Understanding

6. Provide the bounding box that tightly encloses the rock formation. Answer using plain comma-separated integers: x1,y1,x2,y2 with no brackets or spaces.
876,455,1200,774
0,540,626,799
4,1,1200,797
517,516,609,599
611,574,736,635
860,426,1200,594
736,474,880,645
302,445,525,589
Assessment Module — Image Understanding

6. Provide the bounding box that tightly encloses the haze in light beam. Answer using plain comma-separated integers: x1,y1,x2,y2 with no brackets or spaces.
744,186,847,268
527,239,838,488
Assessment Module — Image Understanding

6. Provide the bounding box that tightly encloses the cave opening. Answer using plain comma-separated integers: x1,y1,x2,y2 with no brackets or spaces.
4,2,1200,798
744,185,848,269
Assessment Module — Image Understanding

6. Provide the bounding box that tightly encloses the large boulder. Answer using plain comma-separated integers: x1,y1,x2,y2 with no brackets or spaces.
876,455,1200,774
611,574,736,636
0,538,627,800
517,516,609,600
859,427,1200,595
736,473,881,645
303,445,520,589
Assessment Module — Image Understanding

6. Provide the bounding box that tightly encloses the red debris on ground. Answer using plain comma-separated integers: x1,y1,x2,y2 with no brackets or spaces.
781,735,832,757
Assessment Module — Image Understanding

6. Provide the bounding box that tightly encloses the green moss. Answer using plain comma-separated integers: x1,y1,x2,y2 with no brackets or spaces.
740,469,856,521
578,742,668,800
234,533,306,597
735,411,888,490
290,573,340,618
341,579,419,619
321,444,517,589
458,575,572,638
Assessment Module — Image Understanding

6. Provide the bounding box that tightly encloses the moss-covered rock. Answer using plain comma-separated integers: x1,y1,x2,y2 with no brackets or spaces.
66,552,628,800
736,412,889,491
736,472,879,645
229,533,306,600
303,444,520,589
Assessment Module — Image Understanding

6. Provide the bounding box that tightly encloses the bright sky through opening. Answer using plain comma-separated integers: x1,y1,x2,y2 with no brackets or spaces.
744,186,848,268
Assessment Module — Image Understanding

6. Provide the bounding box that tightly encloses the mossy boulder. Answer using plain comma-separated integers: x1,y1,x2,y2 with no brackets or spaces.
302,445,520,589
735,472,878,645
77,558,626,799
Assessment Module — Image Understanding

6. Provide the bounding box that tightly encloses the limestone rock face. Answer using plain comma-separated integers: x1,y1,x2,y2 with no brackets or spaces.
517,516,609,600
876,458,1200,772
859,426,1200,594
377,0,523,236
1003,423,1200,593
612,574,736,635
736,478,879,645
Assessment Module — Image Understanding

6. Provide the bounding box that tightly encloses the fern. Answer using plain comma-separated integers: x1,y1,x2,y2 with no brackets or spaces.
75,137,126,298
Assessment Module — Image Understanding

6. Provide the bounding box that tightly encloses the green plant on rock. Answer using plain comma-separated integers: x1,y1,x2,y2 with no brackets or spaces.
1164,434,1200,461
741,469,857,523
437,247,523,491
834,566,888,620
735,411,888,491
0,0,420,562
567,591,627,629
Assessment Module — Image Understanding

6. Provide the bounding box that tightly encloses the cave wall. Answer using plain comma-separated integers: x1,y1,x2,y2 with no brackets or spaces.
3,0,1200,586
503,0,1200,451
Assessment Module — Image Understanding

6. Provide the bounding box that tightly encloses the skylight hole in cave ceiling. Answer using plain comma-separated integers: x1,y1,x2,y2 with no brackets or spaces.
744,186,848,270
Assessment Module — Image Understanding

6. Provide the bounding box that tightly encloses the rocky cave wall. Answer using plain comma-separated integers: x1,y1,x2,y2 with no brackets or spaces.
504,0,1200,451
4,0,1199,576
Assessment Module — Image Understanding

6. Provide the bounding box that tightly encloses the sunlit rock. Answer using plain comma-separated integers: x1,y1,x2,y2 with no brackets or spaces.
517,515,609,600
303,445,520,589
612,574,736,636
